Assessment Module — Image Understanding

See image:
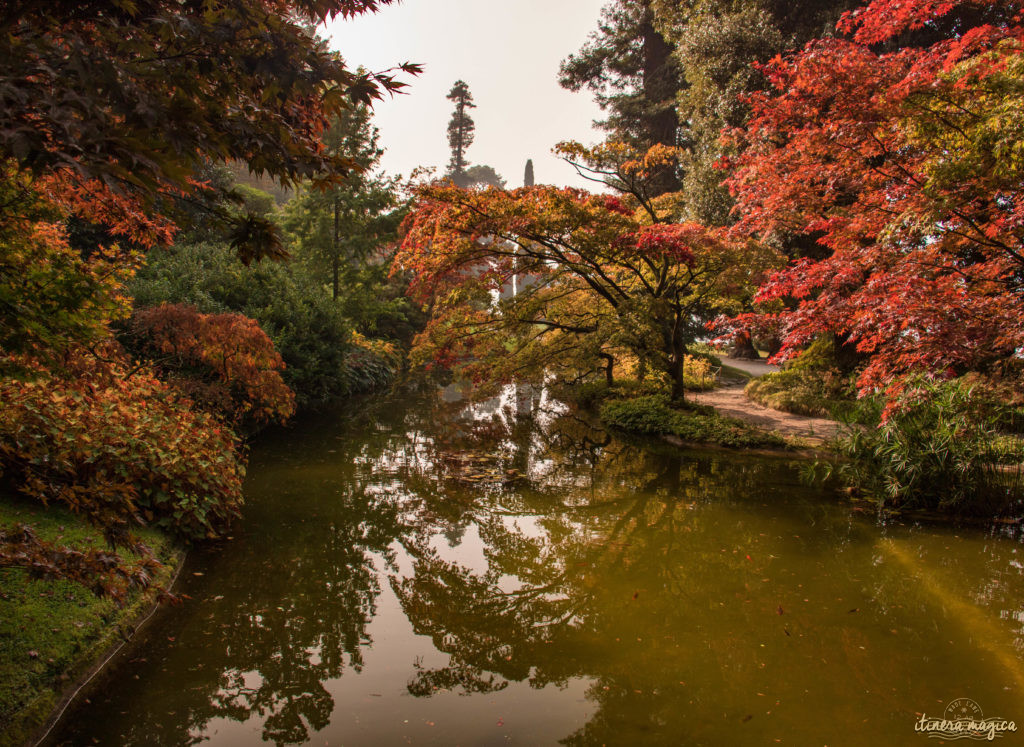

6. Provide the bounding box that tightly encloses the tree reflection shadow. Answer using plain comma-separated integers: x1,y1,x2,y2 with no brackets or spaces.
390,389,874,742
52,384,881,746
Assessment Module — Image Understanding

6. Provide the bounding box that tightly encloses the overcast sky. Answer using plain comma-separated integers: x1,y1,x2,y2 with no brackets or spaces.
323,0,608,189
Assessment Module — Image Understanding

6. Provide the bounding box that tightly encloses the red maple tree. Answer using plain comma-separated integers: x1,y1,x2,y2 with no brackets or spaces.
722,0,1024,394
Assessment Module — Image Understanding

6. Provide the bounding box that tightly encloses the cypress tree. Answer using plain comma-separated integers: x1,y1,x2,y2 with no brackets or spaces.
524,159,535,187
446,80,476,183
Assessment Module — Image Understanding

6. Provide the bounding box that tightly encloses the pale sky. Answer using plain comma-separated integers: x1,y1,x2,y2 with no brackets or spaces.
322,0,608,189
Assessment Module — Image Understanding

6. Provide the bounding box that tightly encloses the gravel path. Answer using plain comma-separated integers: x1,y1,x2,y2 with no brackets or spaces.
690,356,844,445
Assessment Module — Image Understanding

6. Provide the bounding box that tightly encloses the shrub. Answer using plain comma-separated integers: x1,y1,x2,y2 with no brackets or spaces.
745,338,858,418
0,348,245,550
129,241,366,408
343,332,401,393
600,395,786,449
820,378,1024,515
125,303,295,425
681,354,717,391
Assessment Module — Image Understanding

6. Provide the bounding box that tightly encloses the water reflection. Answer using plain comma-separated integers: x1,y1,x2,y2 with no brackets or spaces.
50,384,1024,746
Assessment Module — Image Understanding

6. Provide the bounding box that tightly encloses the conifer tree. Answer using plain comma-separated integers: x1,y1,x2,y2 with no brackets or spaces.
446,80,476,183
524,159,535,187
559,0,680,195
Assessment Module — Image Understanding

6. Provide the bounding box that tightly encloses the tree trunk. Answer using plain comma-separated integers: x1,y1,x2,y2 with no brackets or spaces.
600,352,615,387
640,5,680,196
332,196,340,301
669,351,686,401
730,329,759,360
663,316,687,401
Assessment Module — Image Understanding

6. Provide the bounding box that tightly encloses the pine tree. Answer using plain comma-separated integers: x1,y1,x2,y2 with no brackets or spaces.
283,105,401,301
524,159,535,187
446,80,476,183
559,0,681,195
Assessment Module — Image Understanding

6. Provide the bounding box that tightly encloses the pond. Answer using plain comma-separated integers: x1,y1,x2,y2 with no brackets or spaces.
49,384,1024,745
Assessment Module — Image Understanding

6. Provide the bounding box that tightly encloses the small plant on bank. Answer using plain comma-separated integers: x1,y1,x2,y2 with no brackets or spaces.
815,378,1024,515
599,395,786,449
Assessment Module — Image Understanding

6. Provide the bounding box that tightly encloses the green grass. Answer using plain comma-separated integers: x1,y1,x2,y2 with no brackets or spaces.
0,494,181,746
599,395,787,450
744,367,864,420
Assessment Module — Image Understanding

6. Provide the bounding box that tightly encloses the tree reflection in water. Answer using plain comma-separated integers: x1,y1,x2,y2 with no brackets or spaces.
50,383,1024,746
391,387,821,737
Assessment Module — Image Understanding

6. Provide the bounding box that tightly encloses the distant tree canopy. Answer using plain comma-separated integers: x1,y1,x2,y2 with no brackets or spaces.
650,0,857,225
283,104,404,300
462,165,506,189
446,80,477,181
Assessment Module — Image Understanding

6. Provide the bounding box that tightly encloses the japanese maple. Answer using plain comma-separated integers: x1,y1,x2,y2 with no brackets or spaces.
128,303,296,425
723,0,1024,393
396,144,779,397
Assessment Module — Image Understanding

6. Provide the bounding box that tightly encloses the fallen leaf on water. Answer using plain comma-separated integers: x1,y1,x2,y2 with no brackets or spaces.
742,715,753,723
776,605,784,615
496,719,504,726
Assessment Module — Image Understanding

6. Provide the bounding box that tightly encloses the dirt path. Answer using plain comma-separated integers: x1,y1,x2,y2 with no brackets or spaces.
693,359,844,444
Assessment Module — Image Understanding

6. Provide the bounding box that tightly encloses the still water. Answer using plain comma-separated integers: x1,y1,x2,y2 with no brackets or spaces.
50,384,1024,745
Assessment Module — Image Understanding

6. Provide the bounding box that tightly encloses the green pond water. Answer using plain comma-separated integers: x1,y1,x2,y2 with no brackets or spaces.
48,385,1024,746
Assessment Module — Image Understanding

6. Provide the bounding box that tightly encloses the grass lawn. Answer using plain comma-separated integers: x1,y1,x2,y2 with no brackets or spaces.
0,494,182,746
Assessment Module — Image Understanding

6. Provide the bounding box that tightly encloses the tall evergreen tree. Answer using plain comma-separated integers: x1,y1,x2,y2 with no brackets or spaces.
283,104,401,301
524,159,535,187
559,0,681,194
651,0,857,224
446,80,476,183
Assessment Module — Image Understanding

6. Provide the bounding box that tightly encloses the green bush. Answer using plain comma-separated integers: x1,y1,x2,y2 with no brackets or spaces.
129,240,397,408
745,337,859,418
820,378,1024,515
600,395,786,449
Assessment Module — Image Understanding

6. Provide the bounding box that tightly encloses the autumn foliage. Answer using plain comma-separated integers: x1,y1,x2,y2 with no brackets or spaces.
127,303,295,425
723,0,1024,393
0,346,246,598
0,0,411,596
397,167,778,395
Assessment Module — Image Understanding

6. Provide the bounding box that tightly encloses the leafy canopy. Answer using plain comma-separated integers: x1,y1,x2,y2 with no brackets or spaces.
723,0,1024,393
396,143,779,397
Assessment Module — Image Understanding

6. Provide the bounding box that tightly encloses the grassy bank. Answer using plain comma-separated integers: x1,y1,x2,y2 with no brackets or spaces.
599,395,787,449
559,377,787,450
0,495,182,747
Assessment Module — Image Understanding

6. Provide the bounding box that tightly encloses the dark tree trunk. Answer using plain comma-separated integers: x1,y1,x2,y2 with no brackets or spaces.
664,319,687,401
600,352,615,387
640,6,680,196
730,329,759,360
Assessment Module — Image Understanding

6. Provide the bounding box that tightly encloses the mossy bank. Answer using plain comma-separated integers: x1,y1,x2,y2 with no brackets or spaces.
0,495,182,747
